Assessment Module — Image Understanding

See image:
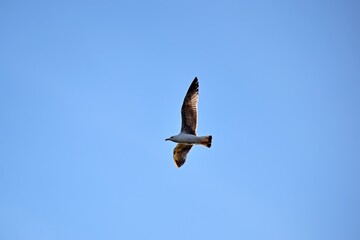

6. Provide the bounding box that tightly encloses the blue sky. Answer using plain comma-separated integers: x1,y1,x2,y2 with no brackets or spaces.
1,0,359,239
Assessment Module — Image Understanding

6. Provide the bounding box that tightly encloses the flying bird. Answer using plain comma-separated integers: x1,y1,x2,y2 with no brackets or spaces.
166,77,212,168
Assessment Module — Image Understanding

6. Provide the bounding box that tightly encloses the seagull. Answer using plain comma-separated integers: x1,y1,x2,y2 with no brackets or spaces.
166,77,212,168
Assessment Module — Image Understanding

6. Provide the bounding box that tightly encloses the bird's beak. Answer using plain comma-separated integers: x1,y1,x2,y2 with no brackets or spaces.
165,138,170,141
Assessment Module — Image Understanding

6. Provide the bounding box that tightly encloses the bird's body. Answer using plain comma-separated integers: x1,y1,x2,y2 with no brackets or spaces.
166,133,212,146
166,77,212,168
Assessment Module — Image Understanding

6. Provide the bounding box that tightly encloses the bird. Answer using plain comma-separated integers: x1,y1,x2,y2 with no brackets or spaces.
165,77,212,168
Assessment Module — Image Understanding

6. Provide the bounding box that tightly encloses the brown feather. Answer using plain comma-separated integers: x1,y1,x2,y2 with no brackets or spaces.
181,77,199,135
173,144,193,168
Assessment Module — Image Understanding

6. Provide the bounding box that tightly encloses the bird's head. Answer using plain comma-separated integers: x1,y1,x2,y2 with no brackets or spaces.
165,136,174,141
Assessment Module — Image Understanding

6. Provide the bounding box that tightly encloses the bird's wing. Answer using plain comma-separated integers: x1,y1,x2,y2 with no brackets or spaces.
173,144,193,168
181,77,199,135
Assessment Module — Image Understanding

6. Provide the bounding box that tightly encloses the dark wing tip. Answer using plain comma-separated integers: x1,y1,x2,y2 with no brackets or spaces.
187,77,199,94
175,159,185,168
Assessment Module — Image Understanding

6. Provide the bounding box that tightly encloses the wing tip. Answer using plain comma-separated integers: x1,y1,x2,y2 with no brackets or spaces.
188,77,199,94
175,160,185,168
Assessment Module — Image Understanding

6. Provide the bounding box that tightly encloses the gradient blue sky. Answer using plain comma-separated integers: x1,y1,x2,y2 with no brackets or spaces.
1,0,360,239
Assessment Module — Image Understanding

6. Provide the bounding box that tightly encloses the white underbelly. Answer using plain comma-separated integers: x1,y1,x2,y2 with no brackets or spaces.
177,133,201,144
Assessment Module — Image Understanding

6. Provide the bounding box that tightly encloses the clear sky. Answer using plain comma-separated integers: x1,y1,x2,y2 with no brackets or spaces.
1,0,359,239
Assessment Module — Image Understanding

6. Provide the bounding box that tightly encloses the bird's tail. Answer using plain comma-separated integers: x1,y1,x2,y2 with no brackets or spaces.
200,135,212,148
